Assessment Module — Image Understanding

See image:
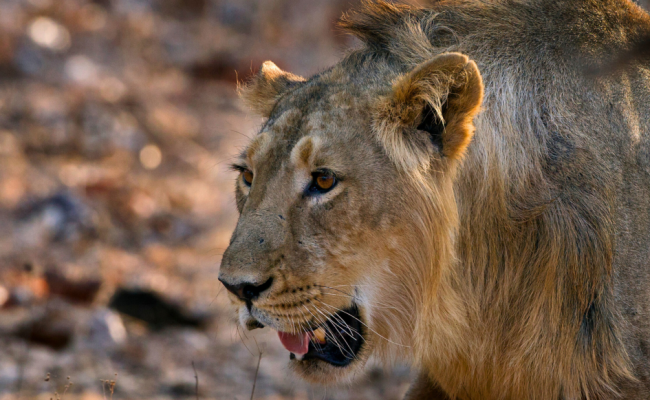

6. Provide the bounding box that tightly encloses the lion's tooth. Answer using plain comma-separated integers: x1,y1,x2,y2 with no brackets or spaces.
312,327,327,344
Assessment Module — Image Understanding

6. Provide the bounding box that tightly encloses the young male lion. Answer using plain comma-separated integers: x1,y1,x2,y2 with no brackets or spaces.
218,1,650,398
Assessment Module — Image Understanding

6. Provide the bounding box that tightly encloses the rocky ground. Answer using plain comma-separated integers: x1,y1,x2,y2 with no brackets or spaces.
0,0,414,399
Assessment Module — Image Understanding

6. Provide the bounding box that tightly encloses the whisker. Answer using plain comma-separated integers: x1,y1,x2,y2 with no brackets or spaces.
302,305,343,354
313,305,357,339
314,299,411,348
287,310,297,335
208,287,225,307
314,305,361,358
317,289,402,312
313,285,355,297
235,325,255,357
315,284,371,288
321,291,400,311
311,305,360,359
302,305,353,359
313,304,357,357
313,304,356,340
296,308,325,353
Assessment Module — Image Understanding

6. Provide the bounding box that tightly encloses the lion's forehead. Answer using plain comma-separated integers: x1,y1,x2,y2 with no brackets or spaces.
253,87,371,164
268,76,367,124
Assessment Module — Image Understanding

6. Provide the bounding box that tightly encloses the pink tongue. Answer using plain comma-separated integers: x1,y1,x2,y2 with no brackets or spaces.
278,331,311,355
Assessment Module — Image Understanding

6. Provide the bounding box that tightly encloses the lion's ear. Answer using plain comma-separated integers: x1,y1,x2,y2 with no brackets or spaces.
239,61,306,117
373,52,484,171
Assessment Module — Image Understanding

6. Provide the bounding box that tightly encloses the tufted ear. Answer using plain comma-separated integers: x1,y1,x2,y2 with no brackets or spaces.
373,52,484,171
239,61,306,117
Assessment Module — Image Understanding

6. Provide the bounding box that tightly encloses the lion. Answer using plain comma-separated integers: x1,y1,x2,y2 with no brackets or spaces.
218,1,650,398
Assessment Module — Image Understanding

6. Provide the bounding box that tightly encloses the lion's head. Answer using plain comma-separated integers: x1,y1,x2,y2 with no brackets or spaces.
218,33,483,382
216,0,650,397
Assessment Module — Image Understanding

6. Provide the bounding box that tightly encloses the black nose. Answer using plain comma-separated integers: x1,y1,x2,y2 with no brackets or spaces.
219,276,274,301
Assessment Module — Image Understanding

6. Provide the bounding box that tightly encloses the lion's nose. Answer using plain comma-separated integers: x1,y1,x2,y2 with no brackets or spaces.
218,276,274,302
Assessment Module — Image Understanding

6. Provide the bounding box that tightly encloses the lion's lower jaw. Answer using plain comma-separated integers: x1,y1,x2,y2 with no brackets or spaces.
288,307,376,383
289,353,370,385
290,316,419,386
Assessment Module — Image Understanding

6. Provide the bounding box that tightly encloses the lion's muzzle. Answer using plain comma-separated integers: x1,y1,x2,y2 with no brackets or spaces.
218,210,287,303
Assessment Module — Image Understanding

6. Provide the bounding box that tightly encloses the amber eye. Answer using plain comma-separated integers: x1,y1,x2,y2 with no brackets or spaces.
316,174,335,190
242,170,254,187
309,170,337,194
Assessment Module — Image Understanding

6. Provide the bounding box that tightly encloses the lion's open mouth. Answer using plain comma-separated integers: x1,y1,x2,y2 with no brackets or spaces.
277,304,364,367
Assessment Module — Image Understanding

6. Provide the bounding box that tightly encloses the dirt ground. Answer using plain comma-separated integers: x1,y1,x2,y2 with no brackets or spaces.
0,0,414,399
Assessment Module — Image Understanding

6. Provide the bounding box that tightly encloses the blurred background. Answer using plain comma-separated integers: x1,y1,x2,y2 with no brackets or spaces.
0,0,418,399
0,0,648,399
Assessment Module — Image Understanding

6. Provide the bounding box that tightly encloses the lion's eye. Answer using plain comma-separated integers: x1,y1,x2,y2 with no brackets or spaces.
316,174,335,190
309,170,337,194
242,170,254,187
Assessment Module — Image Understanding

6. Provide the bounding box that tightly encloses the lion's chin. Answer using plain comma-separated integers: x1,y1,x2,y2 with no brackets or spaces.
289,348,368,384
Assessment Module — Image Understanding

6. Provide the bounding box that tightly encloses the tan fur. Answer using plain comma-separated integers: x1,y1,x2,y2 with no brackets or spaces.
246,131,271,163
239,61,306,117
374,52,483,172
220,1,650,399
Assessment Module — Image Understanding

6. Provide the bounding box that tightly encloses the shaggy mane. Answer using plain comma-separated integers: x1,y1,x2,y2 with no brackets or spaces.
339,1,422,51
337,1,645,399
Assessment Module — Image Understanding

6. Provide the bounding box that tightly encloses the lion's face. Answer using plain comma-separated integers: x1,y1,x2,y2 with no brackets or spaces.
221,79,400,381
219,54,483,382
